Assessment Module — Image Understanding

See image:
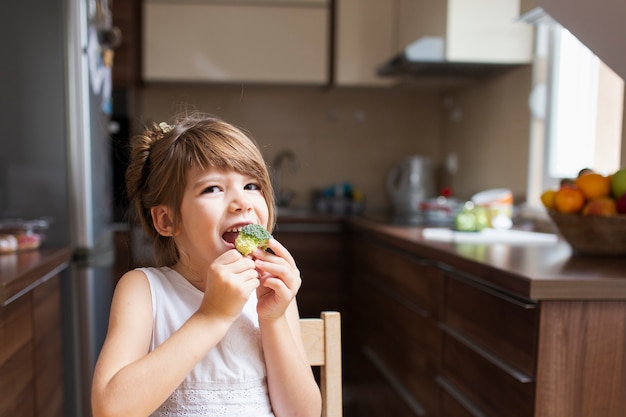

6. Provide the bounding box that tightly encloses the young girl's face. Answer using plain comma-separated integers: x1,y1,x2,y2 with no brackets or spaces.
175,165,270,263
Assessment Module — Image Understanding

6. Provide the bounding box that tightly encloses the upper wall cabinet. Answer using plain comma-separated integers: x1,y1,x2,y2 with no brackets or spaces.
335,0,533,87
334,0,395,87
142,0,330,84
395,0,533,64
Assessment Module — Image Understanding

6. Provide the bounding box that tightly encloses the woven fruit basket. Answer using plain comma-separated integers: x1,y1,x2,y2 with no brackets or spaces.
548,210,626,255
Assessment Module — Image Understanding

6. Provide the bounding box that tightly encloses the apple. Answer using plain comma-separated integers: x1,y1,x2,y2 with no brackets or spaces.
582,197,617,216
617,193,626,214
611,168,626,199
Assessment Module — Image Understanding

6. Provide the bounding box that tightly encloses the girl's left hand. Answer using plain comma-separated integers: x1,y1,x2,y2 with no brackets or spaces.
252,238,301,321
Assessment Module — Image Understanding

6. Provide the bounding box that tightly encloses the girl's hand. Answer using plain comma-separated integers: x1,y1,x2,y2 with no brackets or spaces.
199,249,260,321
252,238,302,321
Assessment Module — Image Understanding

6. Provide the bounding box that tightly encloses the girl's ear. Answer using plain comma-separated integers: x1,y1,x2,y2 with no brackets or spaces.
151,205,176,237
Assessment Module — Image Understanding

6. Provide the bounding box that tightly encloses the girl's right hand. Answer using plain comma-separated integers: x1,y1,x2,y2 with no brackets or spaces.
198,248,260,321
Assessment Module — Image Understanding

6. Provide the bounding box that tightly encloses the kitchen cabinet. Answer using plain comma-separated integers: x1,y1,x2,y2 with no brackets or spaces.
346,218,626,417
394,0,533,65
272,215,347,318
112,0,141,87
142,0,330,84
0,248,71,417
439,273,538,417
335,0,532,86
1,291,34,416
334,0,395,86
347,235,443,416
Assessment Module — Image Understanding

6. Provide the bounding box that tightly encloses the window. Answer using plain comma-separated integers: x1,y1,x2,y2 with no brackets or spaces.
526,18,624,208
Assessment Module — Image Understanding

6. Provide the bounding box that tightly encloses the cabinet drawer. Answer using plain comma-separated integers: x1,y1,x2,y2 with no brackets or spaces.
355,280,440,415
354,237,443,317
444,274,538,376
439,385,480,417
350,348,425,417
441,333,534,417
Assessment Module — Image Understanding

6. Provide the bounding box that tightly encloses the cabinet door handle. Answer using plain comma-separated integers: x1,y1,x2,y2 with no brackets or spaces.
1,261,69,307
363,346,426,416
440,323,533,384
436,376,490,417
441,265,537,309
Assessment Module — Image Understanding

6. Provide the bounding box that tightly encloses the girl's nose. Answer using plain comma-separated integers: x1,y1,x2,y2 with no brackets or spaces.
228,190,253,212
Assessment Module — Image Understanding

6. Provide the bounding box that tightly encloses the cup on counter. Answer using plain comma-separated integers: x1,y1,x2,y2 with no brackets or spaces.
471,188,513,229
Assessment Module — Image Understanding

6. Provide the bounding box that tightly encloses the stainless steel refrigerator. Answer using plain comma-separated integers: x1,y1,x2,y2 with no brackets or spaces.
1,0,119,415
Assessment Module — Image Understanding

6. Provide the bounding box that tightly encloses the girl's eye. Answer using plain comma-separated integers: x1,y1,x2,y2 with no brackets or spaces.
202,186,221,194
244,183,261,191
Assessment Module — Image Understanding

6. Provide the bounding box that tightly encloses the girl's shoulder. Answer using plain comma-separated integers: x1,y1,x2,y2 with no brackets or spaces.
114,268,153,299
108,268,154,327
134,266,179,281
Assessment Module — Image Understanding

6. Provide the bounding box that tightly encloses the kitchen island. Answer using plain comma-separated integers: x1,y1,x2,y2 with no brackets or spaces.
0,247,71,417
345,217,626,417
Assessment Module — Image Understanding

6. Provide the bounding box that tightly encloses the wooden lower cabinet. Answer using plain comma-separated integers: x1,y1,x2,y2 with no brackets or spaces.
0,274,64,417
348,348,425,417
32,277,64,417
347,232,540,417
440,331,534,417
347,229,626,417
0,295,34,416
534,300,626,417
440,274,538,417
347,234,443,416
273,221,347,318
439,387,479,417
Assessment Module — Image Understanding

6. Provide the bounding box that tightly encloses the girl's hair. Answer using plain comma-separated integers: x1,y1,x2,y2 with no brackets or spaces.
126,112,275,266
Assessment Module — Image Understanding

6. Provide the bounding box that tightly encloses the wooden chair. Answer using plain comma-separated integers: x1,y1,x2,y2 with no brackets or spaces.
300,311,343,417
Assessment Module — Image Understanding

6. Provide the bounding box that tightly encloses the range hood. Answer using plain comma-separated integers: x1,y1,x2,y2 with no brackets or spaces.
378,0,534,79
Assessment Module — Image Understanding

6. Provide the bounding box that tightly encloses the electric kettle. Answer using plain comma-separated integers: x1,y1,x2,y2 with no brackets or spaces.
386,155,436,223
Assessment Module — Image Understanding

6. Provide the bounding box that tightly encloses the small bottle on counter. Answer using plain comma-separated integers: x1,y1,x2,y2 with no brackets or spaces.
420,187,463,225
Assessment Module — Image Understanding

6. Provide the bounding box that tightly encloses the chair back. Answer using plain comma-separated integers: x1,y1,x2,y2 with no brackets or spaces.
300,311,342,417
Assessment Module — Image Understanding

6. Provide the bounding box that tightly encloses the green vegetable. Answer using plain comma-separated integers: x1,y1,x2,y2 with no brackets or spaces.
455,202,489,232
235,224,272,256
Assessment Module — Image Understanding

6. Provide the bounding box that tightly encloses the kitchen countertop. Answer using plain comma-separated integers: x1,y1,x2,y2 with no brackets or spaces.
348,217,626,301
0,247,72,306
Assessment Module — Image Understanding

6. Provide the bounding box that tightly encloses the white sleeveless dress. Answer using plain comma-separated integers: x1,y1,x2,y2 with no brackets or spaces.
139,267,275,417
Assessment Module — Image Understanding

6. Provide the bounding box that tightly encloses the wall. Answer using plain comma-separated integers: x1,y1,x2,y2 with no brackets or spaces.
623,95,626,166
136,84,443,212
442,66,533,201
535,0,626,82
134,69,537,213
533,0,626,169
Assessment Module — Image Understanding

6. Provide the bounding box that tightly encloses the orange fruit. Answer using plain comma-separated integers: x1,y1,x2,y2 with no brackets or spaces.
582,197,617,216
540,189,557,209
575,173,611,200
553,187,585,213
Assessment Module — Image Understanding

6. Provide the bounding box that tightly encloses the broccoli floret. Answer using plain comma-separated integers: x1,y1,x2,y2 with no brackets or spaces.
235,224,272,256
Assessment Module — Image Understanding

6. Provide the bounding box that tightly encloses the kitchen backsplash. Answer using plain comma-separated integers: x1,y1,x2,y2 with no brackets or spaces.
133,68,534,213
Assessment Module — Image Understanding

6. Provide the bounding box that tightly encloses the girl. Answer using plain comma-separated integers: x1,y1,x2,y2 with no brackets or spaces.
91,113,322,417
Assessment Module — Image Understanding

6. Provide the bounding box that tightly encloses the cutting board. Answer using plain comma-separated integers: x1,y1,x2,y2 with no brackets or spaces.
422,227,558,244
